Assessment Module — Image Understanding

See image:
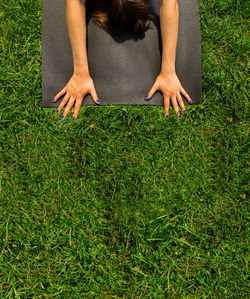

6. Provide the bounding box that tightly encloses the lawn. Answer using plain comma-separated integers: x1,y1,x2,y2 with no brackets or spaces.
0,0,249,297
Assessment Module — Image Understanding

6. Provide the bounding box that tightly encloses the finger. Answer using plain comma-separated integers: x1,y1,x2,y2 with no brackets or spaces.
180,86,193,104
176,92,186,114
164,96,170,119
89,85,101,104
171,95,181,119
52,87,67,103
145,83,158,100
61,95,76,119
56,92,70,114
72,99,82,120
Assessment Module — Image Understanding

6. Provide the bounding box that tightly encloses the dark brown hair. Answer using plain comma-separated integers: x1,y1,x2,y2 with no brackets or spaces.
86,0,155,35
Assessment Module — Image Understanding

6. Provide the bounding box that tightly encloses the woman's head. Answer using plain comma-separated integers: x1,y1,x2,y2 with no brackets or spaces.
86,0,155,35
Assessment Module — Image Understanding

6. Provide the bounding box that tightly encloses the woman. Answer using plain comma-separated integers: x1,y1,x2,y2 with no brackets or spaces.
52,0,193,120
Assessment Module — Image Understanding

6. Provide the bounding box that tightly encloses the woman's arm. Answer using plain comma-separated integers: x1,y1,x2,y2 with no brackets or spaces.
52,0,101,120
159,0,178,75
145,0,193,119
66,0,89,76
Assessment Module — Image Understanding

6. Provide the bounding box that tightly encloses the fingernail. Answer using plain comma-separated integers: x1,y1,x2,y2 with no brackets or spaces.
52,99,55,102
183,110,186,113
165,114,168,118
145,95,149,99
61,115,64,119
178,115,181,119
56,109,59,113
96,99,101,103
72,117,75,120
190,100,192,103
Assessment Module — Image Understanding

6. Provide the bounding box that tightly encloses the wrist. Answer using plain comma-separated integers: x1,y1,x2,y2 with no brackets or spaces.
160,65,176,75
160,69,176,76
74,66,90,78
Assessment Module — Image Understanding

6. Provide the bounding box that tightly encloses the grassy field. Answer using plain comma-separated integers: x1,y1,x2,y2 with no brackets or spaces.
0,0,249,297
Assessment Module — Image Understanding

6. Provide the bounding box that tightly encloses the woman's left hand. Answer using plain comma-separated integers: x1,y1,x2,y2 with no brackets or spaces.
145,72,193,119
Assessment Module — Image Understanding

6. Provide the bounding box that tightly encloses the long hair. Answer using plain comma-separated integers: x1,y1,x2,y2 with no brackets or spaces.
86,0,155,35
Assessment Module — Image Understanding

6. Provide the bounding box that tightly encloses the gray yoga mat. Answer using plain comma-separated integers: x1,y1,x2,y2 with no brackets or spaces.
42,0,202,107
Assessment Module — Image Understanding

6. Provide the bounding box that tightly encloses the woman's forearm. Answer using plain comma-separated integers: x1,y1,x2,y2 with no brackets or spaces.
159,0,179,75
66,0,89,76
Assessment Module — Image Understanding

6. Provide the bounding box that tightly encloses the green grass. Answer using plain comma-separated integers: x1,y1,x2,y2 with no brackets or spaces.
0,0,249,297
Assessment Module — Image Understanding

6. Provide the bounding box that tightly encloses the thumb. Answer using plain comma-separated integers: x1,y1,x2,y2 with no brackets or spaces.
90,85,101,104
145,83,158,100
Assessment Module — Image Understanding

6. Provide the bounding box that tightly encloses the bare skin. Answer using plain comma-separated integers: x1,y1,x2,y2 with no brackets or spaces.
52,0,100,120
146,0,193,119
52,0,193,120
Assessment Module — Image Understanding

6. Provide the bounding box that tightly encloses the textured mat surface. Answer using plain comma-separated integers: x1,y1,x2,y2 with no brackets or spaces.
42,0,202,107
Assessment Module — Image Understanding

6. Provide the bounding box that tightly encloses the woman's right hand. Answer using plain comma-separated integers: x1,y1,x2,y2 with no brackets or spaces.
52,72,101,120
